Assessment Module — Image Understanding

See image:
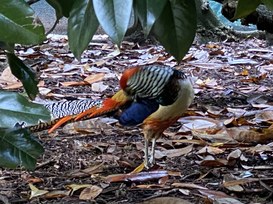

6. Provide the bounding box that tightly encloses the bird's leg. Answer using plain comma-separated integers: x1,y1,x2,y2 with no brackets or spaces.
148,138,156,166
144,138,156,169
144,139,150,168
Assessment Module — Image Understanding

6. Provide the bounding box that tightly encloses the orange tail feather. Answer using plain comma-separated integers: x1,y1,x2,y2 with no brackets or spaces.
75,90,130,121
74,106,98,121
48,115,74,133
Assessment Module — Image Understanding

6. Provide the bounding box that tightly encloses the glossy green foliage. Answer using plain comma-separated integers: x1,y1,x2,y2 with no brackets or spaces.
68,0,99,60
233,0,261,19
0,128,44,170
134,0,168,36
0,91,50,128
153,0,197,62
262,0,273,10
7,53,39,100
233,0,273,20
93,0,133,45
46,0,75,18
0,0,45,45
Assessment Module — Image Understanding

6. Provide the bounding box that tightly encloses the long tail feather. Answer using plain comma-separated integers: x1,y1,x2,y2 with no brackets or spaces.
74,106,99,121
48,115,74,133
75,90,130,121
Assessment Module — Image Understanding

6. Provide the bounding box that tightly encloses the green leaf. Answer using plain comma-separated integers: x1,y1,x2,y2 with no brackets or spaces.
135,0,168,36
262,0,273,10
152,0,197,62
7,53,38,100
0,91,51,128
93,0,133,45
0,41,14,52
0,128,44,170
233,0,261,20
46,0,75,18
0,0,45,45
68,0,99,60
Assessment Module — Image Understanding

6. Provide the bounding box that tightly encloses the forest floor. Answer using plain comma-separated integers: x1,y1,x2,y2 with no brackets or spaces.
1,35,273,204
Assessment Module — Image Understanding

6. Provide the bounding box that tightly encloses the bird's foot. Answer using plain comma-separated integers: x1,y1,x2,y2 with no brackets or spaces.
144,157,156,169
144,160,151,169
144,138,157,169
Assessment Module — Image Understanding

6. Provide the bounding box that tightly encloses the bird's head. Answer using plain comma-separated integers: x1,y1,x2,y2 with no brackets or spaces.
120,67,139,90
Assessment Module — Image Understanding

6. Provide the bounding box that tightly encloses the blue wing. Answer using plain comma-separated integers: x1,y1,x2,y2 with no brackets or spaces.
118,99,159,126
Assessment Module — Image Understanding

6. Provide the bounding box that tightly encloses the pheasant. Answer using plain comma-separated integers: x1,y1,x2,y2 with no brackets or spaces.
73,64,195,168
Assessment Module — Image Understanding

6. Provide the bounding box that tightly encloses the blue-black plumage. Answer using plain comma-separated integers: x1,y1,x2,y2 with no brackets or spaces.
119,99,159,126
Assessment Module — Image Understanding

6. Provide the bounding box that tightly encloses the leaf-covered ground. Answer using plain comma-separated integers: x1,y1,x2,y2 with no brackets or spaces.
1,35,273,203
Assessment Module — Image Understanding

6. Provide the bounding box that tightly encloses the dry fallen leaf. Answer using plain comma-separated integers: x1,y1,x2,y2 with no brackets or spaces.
79,185,103,200
197,155,228,167
43,190,71,199
60,81,88,87
81,162,105,175
84,73,105,84
228,58,258,65
226,127,273,143
62,118,116,135
227,149,248,162
172,182,207,190
159,145,193,158
255,110,273,123
239,69,249,76
91,82,108,92
246,144,272,154
178,116,223,133
223,174,244,192
195,78,218,88
140,197,193,204
223,177,257,188
135,184,165,189
131,162,145,173
26,177,43,184
39,87,52,95
66,184,92,195
214,198,244,204
29,183,49,199
105,48,120,58
2,81,23,89
241,164,273,170
0,67,19,86
206,43,220,49
198,189,232,200
240,73,267,83
178,189,190,195
197,146,224,155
